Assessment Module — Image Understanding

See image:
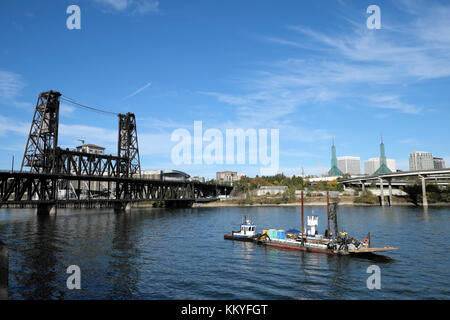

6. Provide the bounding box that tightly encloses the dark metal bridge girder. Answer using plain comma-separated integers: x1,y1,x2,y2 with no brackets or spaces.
0,171,231,205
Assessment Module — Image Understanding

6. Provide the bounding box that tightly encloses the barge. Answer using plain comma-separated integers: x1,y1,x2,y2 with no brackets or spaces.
224,193,397,256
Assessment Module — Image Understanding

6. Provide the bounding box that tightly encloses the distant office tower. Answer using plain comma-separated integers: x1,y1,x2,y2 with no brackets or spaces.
364,158,396,175
409,151,434,171
433,157,446,169
328,139,344,176
337,156,361,175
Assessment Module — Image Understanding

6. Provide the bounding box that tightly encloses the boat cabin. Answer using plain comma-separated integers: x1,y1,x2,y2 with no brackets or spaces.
233,217,256,237
306,215,319,237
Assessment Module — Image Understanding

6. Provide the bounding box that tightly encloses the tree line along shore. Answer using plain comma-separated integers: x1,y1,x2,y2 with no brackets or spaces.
207,174,450,207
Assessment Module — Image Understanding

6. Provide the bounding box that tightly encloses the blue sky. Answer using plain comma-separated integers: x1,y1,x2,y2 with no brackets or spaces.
1,0,449,178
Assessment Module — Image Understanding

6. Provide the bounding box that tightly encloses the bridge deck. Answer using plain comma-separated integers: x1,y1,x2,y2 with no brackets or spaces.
0,171,230,205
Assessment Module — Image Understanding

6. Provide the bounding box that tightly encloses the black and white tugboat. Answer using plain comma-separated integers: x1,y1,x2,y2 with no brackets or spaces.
224,216,257,242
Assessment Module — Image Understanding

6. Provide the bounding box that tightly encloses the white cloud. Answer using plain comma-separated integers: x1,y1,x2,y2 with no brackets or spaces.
94,0,130,11
94,0,159,14
397,138,419,145
0,69,33,110
133,0,159,14
60,104,75,116
248,4,450,118
0,115,29,137
369,95,422,115
0,70,24,101
58,123,117,152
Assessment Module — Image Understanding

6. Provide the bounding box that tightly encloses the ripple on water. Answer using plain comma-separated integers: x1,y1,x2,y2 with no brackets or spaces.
0,206,449,299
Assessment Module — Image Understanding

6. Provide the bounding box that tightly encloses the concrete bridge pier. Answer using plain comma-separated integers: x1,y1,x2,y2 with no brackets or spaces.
388,179,393,207
360,181,365,192
0,240,7,300
379,178,385,206
114,202,132,213
420,175,428,208
37,203,57,215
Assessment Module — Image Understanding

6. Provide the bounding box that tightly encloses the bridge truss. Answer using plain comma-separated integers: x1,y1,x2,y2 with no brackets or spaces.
1,90,230,211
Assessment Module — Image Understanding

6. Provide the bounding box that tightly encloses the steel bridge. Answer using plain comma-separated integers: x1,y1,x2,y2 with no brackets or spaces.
0,91,231,214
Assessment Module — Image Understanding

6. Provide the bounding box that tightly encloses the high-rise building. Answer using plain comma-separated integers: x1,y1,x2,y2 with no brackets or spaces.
364,158,396,175
433,157,446,169
409,151,434,171
328,139,344,176
337,156,361,175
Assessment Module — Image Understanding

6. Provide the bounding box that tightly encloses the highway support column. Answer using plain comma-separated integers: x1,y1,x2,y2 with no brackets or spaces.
420,175,428,208
0,240,7,300
379,178,385,206
388,179,393,207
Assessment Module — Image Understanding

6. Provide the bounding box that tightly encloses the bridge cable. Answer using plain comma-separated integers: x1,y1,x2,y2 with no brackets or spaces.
60,95,119,116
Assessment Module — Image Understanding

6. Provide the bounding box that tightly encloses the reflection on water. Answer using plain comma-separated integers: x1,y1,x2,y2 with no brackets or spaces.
0,206,449,299
14,216,64,299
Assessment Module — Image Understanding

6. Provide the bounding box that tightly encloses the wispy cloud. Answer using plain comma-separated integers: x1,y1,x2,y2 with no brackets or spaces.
369,95,422,115
0,69,32,109
58,123,117,151
397,137,419,145
124,81,152,99
201,3,450,137
60,103,75,117
0,115,29,137
94,0,159,14
249,4,450,118
0,70,24,100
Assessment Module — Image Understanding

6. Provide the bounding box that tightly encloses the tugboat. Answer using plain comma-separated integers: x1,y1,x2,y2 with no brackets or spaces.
224,192,397,256
224,216,257,242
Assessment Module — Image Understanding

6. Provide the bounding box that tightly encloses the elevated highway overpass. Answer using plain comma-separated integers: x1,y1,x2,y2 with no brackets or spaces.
340,168,450,207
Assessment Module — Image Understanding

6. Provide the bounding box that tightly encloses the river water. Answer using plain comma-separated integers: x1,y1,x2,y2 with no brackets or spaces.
0,205,448,299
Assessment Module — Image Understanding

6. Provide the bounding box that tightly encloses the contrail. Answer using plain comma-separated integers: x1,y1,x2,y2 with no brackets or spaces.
124,82,152,99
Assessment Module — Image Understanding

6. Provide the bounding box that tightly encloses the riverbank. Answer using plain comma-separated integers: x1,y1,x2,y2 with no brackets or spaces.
193,201,412,207
193,200,450,208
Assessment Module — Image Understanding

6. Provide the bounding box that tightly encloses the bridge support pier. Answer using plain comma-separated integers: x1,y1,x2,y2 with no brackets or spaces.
360,181,365,192
37,203,57,216
0,240,7,300
388,179,393,207
164,201,194,208
420,175,428,208
114,202,132,213
379,178,385,206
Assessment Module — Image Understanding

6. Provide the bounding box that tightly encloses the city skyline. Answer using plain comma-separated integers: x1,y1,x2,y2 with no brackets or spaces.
1,0,450,179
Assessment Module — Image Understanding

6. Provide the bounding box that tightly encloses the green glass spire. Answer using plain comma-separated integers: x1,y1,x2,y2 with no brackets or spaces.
328,139,343,176
374,136,392,175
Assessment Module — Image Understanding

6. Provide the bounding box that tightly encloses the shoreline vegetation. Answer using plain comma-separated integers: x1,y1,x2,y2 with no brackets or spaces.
196,173,450,208
136,174,449,208
193,198,450,208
